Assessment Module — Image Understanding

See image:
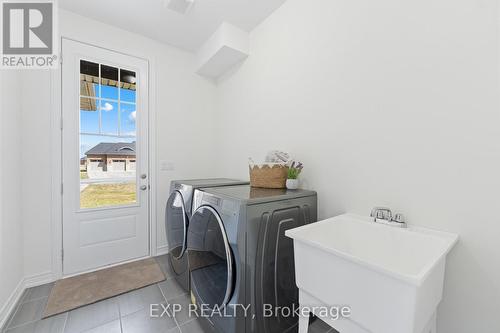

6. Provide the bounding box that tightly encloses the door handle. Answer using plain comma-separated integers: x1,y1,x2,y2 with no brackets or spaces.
140,185,147,191
141,174,147,179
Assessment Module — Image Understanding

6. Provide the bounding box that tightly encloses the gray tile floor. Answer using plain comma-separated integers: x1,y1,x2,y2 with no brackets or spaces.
2,255,334,333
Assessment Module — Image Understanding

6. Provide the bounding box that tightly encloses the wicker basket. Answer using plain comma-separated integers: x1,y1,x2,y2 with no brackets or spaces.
249,163,288,189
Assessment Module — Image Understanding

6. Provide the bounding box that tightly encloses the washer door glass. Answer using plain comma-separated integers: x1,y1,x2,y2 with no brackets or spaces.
188,205,233,308
166,190,188,260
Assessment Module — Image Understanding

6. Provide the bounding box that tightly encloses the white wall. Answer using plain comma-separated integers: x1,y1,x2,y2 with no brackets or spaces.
20,70,54,279
0,71,24,322
214,0,500,332
20,9,217,278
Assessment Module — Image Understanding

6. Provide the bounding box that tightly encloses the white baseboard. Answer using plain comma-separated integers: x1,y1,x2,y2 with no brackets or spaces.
24,271,55,288
0,272,55,330
156,245,169,256
0,279,25,330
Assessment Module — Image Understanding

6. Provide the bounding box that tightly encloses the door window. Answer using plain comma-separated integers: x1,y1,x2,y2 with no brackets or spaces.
79,60,138,209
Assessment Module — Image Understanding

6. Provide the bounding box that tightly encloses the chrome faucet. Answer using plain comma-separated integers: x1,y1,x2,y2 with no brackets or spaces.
370,207,407,228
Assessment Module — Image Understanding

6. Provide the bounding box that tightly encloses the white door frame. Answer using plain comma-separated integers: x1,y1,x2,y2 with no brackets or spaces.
50,36,158,279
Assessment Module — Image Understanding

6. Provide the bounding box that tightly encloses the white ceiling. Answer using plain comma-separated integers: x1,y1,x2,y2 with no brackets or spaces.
59,0,287,52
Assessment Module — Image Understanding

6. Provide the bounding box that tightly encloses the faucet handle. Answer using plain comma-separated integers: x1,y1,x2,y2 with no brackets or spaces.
392,213,406,224
370,207,392,221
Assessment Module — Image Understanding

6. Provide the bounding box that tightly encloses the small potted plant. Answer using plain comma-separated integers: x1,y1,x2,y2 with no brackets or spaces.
286,161,303,190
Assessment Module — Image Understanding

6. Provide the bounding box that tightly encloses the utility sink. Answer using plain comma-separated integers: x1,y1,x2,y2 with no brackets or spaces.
286,214,458,333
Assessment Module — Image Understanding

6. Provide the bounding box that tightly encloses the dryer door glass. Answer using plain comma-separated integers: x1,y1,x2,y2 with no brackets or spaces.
188,205,233,308
166,190,188,260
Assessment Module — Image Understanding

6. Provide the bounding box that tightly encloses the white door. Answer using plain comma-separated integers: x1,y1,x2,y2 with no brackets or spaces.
62,39,149,276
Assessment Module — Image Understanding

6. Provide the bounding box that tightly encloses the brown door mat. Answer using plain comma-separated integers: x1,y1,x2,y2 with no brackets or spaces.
43,258,165,318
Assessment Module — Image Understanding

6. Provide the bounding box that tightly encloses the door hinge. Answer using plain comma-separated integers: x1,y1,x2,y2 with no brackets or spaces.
60,117,63,130
59,52,63,64
61,249,64,261
61,183,63,195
